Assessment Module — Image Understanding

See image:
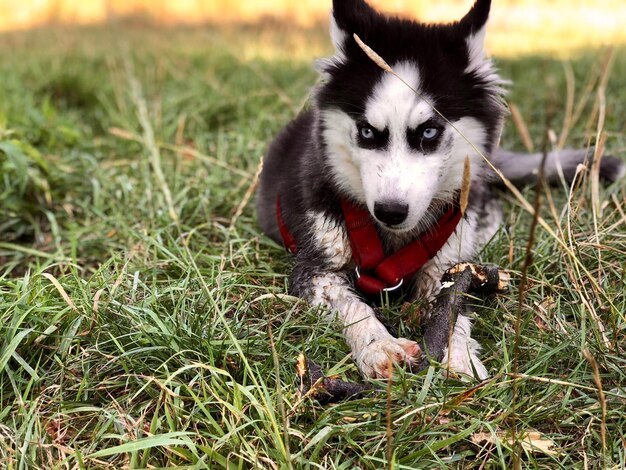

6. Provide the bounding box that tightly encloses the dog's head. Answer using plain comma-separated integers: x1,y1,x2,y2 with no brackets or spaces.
317,0,506,232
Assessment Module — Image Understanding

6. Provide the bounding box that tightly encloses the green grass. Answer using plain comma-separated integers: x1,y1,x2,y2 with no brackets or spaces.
1,23,625,469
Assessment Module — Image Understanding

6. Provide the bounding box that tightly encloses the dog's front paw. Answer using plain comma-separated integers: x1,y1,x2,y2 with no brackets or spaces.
442,338,488,380
355,337,421,378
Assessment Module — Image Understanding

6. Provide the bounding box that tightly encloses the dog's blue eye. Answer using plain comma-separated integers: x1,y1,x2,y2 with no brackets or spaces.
360,126,375,140
422,127,440,140
357,123,389,149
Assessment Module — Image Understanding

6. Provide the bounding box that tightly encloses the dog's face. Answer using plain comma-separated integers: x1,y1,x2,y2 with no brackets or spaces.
317,0,506,232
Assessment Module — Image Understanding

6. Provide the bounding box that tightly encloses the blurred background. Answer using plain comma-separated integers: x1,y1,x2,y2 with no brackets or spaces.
1,0,626,57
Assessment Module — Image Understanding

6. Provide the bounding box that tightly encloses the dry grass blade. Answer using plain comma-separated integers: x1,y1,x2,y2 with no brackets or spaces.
590,50,612,218
557,61,575,149
511,98,552,470
591,132,607,269
230,156,264,229
582,349,607,456
460,157,471,215
353,34,393,73
42,273,77,312
509,103,534,152
77,288,103,336
569,56,601,131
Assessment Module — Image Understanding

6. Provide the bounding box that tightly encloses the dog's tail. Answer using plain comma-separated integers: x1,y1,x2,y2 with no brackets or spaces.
488,148,625,186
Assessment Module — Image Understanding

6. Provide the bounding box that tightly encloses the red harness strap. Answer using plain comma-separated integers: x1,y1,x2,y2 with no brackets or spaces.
276,195,462,296
341,199,462,296
276,195,297,254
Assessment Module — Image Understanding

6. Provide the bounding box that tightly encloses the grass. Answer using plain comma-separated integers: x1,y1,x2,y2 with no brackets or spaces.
0,22,625,469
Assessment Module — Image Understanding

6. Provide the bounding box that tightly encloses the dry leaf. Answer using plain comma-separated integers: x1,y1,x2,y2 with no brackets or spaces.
471,429,559,456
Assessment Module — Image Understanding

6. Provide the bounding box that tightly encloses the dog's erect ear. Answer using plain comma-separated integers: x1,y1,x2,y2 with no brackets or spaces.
330,0,376,57
458,0,491,73
459,0,491,34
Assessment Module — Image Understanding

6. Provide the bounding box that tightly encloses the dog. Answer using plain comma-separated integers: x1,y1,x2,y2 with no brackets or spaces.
256,0,624,379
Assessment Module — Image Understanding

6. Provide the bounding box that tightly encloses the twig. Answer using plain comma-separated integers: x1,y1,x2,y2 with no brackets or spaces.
296,354,372,403
417,264,509,372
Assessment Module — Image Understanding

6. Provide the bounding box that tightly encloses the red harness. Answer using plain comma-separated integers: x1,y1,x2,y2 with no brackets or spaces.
276,195,462,296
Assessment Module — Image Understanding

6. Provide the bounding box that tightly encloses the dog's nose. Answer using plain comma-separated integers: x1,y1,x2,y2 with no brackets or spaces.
373,201,409,226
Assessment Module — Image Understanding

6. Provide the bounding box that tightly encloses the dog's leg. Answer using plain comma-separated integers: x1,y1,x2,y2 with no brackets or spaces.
291,267,420,378
289,211,421,378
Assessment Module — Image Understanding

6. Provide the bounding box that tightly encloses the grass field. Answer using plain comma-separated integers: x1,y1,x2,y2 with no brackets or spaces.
1,22,625,469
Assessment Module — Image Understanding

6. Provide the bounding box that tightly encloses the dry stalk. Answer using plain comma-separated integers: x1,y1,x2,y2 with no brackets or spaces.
582,349,607,456
605,193,626,233
230,156,264,229
557,61,575,150
175,113,187,146
589,52,613,289
354,34,394,73
511,94,552,470
460,157,471,215
591,132,607,277
569,58,601,132
386,357,394,469
42,273,78,312
509,103,534,152
506,373,621,398
584,49,614,138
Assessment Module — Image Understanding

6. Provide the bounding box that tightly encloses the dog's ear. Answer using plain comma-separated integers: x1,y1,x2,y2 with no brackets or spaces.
458,0,491,73
330,0,376,57
459,0,491,34
316,0,377,73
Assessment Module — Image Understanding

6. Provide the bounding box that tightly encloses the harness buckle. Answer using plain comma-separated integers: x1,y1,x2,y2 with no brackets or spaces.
355,266,403,293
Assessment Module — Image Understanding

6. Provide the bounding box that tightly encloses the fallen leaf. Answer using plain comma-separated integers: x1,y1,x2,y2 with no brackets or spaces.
471,429,559,456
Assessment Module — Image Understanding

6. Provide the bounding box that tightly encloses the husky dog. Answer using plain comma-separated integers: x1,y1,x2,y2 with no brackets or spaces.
256,0,624,379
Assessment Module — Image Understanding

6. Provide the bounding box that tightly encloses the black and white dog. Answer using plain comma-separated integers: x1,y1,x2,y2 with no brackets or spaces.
256,0,624,379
